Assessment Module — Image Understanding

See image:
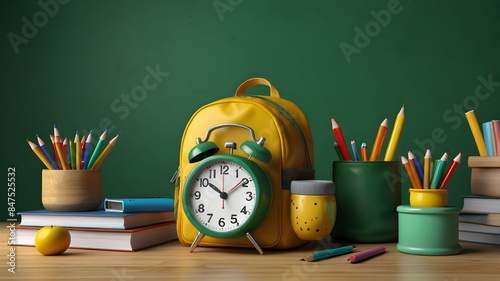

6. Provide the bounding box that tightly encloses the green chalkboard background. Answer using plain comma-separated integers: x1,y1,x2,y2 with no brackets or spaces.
2,0,500,221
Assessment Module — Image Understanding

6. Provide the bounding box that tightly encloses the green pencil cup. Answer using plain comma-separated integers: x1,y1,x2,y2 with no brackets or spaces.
397,205,462,255
330,161,401,243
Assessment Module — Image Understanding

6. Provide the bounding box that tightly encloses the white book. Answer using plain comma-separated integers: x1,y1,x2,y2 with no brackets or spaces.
459,230,500,246
461,195,500,214
459,221,500,234
13,221,177,251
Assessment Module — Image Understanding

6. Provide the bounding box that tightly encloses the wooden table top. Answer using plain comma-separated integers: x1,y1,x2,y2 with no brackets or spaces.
2,222,500,281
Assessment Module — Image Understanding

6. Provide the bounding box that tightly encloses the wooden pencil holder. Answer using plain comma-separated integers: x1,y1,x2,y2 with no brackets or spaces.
468,156,500,197
42,169,102,212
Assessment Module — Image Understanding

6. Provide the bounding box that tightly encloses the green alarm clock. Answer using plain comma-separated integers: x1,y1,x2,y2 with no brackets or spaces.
182,123,272,254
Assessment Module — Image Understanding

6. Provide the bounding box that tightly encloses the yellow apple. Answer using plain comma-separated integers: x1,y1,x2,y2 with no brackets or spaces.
35,225,71,255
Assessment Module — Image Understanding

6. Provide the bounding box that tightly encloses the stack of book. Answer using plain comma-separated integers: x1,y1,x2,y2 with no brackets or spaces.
13,197,177,251
459,195,500,245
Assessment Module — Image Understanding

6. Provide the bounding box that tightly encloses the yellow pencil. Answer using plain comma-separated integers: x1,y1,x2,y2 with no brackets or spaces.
54,125,69,170
26,139,56,170
75,131,81,170
423,148,431,189
384,105,405,161
465,110,487,156
369,117,388,161
91,134,119,170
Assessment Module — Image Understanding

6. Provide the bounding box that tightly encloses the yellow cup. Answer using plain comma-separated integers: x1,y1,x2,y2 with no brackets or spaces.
42,169,102,212
290,180,336,240
409,188,448,208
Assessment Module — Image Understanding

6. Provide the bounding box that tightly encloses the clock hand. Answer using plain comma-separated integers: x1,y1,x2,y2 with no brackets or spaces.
208,182,228,200
227,178,249,194
208,182,222,194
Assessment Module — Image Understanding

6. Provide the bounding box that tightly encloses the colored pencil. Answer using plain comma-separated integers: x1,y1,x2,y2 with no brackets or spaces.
300,245,354,262
74,131,81,170
63,137,69,168
81,134,86,153
430,151,448,189
438,152,461,189
69,140,76,170
360,142,368,161
53,125,69,170
465,110,487,156
36,134,59,170
330,117,351,161
384,105,405,161
333,141,343,160
408,150,424,185
351,140,360,161
87,129,107,169
91,134,120,170
407,152,422,189
423,148,432,189
82,131,93,169
369,117,388,161
50,134,61,169
347,246,386,263
401,155,420,189
26,139,56,170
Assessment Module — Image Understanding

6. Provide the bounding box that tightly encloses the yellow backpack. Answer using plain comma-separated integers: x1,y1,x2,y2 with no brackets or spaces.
173,77,314,251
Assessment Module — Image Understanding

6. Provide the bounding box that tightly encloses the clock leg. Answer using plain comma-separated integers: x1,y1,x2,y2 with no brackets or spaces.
246,232,264,255
189,231,205,253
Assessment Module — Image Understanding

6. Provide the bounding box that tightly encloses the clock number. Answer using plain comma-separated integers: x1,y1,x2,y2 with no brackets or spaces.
207,213,213,223
218,217,225,227
199,178,209,188
230,214,239,225
235,168,239,178
242,178,249,187
193,191,201,200
240,206,248,215
220,165,229,175
245,191,253,201
197,204,205,213
212,169,219,178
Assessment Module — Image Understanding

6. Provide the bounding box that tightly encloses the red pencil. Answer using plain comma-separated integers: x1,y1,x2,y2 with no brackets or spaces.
438,152,461,189
330,117,351,160
49,134,61,169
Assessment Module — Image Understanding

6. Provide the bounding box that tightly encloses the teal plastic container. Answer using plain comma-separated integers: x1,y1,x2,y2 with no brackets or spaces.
331,161,401,243
397,205,462,255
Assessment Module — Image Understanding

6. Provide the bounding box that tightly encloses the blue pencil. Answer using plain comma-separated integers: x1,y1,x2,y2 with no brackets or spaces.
36,134,59,170
82,131,93,169
351,140,360,161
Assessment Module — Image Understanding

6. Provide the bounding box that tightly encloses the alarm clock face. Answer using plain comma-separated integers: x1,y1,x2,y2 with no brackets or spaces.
183,155,270,238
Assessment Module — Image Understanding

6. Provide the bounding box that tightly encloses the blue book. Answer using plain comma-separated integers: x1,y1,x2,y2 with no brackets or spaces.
104,197,174,213
18,209,174,229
